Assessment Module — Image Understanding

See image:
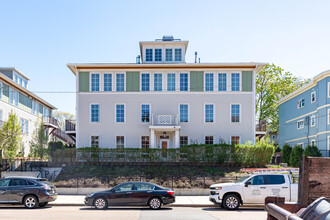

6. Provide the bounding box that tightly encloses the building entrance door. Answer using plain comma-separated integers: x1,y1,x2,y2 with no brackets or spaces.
160,140,169,158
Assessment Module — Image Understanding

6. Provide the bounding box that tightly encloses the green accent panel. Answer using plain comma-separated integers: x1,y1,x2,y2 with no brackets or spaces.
190,71,204,91
2,84,9,102
79,72,89,92
242,71,253,91
19,93,32,113
126,72,140,91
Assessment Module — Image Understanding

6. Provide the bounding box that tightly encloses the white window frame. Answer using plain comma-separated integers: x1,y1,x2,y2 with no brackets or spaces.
90,135,100,148
311,115,316,127
140,73,150,92
178,103,189,123
115,103,126,123
204,103,215,123
115,135,126,148
145,48,153,62
311,91,316,103
328,109,330,125
115,73,126,92
205,136,214,145
179,73,190,92
218,73,227,92
103,73,113,92
141,103,151,123
204,73,214,92
230,103,241,124
297,98,305,109
179,136,189,147
297,120,304,129
328,82,330,98
230,72,241,92
140,136,150,149
90,103,100,123
230,136,240,145
90,72,101,92
166,73,176,91
153,73,163,91
311,139,315,146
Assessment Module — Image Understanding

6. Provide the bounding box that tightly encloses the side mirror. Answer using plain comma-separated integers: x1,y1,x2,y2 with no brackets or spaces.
245,181,251,187
112,188,117,193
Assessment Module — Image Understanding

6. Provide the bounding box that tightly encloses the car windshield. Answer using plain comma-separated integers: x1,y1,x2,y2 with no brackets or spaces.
235,175,250,183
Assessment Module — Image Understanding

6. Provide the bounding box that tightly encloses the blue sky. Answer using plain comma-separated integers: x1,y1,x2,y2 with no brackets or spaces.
1,0,330,115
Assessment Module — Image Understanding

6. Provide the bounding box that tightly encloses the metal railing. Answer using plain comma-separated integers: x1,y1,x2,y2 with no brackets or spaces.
44,117,59,127
52,129,75,145
151,114,178,126
65,119,76,132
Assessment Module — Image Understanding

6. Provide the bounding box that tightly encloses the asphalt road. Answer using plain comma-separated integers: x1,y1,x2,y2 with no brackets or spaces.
0,206,267,220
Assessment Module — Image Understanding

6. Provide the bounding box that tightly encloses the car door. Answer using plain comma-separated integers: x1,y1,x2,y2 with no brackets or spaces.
131,183,154,205
243,175,266,204
108,183,134,206
0,179,11,202
7,179,30,203
263,175,290,201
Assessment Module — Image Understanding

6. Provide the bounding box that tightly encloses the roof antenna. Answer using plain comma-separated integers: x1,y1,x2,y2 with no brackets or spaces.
136,55,140,64
194,51,198,63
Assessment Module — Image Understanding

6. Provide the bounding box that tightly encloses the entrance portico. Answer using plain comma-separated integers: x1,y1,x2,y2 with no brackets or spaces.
149,126,181,148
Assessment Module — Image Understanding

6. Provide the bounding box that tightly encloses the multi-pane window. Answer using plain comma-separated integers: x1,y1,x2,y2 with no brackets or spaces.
205,136,214,145
180,73,188,91
9,89,13,104
311,115,316,127
154,74,163,91
231,73,240,91
91,136,99,148
205,104,214,123
141,74,150,91
311,91,316,103
231,136,240,145
297,120,304,129
166,49,173,61
155,49,162,61
90,104,99,123
116,74,125,91
180,136,188,147
19,77,22,86
231,104,240,123
20,118,28,133
141,136,149,149
32,101,36,115
297,99,305,109
116,136,125,148
218,73,227,91
91,74,100,92
179,104,188,122
205,73,214,91
167,73,176,91
14,74,18,83
116,104,125,123
104,74,112,91
23,80,27,88
175,48,182,61
141,104,150,122
146,49,153,61
14,91,18,106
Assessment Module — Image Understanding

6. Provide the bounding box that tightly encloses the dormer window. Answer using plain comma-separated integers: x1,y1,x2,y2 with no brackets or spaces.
155,49,162,61
166,49,173,61
175,49,182,61
146,49,153,61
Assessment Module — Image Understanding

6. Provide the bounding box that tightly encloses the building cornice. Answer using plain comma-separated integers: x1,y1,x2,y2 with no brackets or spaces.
67,62,266,75
278,69,330,105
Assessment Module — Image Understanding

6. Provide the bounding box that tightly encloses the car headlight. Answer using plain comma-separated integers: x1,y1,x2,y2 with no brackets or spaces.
215,187,222,190
87,193,94,198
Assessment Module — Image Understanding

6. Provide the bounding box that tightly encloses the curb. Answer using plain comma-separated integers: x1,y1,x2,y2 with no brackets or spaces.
49,203,216,207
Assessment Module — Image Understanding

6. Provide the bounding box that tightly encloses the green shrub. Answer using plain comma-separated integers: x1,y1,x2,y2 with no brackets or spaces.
282,144,292,164
290,145,304,167
303,145,322,157
274,146,281,153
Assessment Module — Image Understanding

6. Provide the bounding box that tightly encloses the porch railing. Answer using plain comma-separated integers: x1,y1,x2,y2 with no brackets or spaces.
151,115,178,126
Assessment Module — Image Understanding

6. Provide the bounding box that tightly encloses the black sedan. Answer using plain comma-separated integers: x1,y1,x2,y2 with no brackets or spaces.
84,182,175,209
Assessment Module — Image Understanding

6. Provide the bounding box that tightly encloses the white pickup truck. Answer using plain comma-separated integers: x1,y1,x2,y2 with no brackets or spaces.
209,172,298,210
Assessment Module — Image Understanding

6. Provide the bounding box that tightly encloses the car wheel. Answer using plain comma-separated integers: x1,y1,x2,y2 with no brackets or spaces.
149,197,162,210
39,202,48,207
24,195,39,209
223,194,240,210
94,197,108,210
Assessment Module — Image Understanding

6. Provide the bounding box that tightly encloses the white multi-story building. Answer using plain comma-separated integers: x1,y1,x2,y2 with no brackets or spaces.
0,67,73,156
67,36,265,150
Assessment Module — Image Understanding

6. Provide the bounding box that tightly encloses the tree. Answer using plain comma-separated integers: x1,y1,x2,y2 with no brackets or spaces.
0,113,23,163
256,64,310,131
282,144,292,164
30,120,49,159
52,111,75,130
290,145,304,167
303,145,322,157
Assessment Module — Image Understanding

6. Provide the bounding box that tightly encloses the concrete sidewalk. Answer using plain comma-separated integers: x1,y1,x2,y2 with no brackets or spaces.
50,195,215,207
